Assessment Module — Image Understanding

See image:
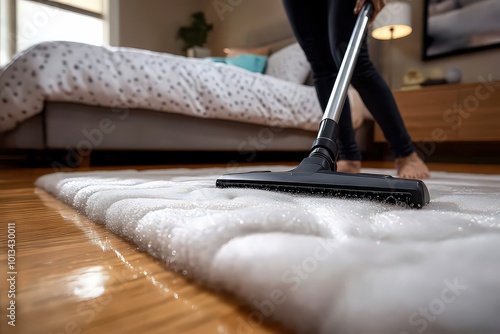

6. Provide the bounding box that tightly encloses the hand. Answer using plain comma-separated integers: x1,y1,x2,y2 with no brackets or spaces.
354,0,385,21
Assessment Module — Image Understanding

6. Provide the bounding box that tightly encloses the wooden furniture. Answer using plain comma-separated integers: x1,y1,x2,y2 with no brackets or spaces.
374,81,500,142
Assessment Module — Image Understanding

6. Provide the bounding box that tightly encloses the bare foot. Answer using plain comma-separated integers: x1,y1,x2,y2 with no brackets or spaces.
395,152,430,179
337,160,361,174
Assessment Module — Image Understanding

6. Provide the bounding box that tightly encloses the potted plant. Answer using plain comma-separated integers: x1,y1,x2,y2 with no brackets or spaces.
177,12,213,57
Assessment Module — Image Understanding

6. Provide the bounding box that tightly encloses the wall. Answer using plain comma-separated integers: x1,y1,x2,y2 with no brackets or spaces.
202,0,293,56
371,0,500,89
113,1,500,86
116,0,204,55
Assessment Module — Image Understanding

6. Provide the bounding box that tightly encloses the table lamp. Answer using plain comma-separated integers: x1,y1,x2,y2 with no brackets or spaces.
371,1,412,88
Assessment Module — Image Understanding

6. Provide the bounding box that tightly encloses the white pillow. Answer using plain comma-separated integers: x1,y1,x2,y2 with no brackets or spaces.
265,43,311,84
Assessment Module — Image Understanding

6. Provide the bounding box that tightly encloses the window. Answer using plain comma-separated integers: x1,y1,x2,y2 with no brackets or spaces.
1,0,109,65
0,0,14,65
16,0,105,51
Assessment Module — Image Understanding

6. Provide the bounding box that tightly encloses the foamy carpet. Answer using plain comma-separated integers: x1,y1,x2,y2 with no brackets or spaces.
36,166,500,334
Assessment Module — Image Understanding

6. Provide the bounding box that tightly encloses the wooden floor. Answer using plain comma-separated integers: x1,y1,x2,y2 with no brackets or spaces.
1,162,499,334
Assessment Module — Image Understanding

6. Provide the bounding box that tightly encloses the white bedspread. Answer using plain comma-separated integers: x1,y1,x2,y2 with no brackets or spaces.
35,166,500,334
0,41,322,133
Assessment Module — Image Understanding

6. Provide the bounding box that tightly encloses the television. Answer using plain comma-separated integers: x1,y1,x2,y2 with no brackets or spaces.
422,0,500,60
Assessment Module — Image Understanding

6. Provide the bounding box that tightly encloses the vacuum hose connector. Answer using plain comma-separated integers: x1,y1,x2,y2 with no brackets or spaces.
310,118,339,168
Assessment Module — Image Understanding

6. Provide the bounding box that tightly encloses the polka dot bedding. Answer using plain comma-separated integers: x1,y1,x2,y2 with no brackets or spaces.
0,41,322,133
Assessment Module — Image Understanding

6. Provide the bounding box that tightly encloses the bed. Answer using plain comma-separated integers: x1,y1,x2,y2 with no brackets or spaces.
0,39,372,160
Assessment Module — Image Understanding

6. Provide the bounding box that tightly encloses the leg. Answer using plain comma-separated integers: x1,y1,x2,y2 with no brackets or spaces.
328,0,428,178
282,1,334,89
326,0,362,164
350,56,429,178
282,0,362,170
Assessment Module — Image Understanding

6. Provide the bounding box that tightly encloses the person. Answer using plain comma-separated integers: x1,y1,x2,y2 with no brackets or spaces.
282,0,430,179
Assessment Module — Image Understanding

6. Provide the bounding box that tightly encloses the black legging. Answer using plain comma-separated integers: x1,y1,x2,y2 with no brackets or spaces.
283,0,414,160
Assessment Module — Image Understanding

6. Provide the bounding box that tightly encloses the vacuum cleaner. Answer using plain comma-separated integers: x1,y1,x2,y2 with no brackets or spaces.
216,2,430,208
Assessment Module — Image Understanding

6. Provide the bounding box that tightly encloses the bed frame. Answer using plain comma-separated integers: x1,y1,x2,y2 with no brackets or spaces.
0,101,317,152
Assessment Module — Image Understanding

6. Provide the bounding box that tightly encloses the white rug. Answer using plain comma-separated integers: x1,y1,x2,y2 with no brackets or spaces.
36,166,500,334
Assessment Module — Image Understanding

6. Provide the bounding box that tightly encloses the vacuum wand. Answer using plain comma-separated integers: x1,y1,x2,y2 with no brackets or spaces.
324,2,373,123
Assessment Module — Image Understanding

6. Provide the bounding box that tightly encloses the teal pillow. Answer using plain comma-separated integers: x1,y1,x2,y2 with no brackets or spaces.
225,54,267,73
207,54,268,73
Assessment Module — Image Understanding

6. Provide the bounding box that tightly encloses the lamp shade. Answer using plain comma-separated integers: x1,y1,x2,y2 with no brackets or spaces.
371,1,412,40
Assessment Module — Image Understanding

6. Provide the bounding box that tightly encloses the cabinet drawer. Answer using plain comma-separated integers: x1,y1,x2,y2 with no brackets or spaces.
456,83,500,141
374,87,459,142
